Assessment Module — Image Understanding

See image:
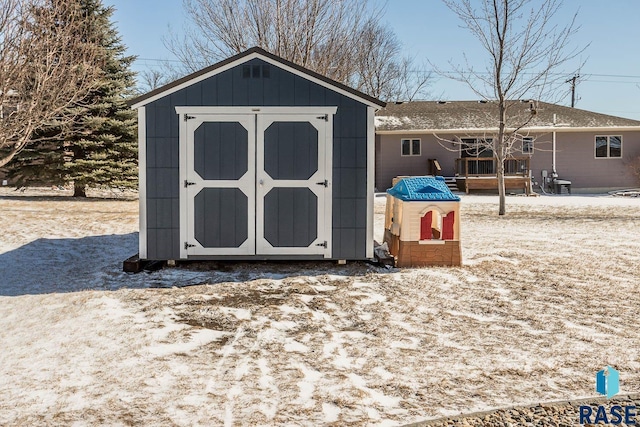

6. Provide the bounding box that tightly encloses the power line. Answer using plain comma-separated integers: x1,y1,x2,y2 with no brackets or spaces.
583,79,640,84
136,57,184,63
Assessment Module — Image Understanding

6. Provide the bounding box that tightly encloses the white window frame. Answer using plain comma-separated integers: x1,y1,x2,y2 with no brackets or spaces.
522,137,534,154
401,138,421,156
460,137,493,157
595,135,622,159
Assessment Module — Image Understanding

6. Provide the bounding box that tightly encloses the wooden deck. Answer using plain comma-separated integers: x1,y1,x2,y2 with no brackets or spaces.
456,176,532,194
455,157,532,194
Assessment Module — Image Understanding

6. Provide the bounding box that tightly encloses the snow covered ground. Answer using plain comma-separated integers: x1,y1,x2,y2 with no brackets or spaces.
1,187,639,425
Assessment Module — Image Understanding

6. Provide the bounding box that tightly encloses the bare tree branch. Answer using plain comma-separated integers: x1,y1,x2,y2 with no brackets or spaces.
160,0,431,101
0,0,100,168
440,0,587,215
136,68,169,93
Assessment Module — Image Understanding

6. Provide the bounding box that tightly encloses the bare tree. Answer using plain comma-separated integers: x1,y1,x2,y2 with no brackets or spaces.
163,0,430,100
352,20,432,101
0,0,99,168
442,0,585,215
137,68,169,93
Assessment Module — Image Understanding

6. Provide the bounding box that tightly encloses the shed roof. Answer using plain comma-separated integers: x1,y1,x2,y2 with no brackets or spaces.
375,100,640,132
387,176,460,202
129,47,386,109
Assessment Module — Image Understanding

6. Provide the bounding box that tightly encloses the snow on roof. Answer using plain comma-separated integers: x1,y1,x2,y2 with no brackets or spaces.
375,100,640,131
387,176,460,202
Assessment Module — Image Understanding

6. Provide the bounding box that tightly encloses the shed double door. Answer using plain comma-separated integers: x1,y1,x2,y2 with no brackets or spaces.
179,108,333,258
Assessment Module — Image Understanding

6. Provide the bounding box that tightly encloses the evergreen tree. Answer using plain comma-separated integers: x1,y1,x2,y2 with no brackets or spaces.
8,0,138,197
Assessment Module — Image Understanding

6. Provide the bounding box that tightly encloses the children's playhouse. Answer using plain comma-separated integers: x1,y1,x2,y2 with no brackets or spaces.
384,176,461,267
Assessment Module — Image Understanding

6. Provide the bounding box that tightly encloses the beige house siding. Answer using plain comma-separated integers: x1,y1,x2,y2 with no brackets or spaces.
524,132,553,186
554,131,640,191
375,134,459,190
376,130,640,192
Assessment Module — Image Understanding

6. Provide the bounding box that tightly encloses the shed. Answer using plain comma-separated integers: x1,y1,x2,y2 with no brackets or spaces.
384,176,461,267
129,47,386,261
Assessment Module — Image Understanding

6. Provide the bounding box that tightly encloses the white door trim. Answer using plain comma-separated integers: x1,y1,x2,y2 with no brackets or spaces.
176,106,337,115
177,106,336,259
255,113,332,257
179,113,256,257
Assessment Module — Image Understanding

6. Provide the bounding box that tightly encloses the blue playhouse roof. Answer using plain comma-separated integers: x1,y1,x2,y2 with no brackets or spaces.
387,176,461,202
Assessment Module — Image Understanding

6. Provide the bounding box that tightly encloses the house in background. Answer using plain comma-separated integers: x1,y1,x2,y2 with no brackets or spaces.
375,100,640,193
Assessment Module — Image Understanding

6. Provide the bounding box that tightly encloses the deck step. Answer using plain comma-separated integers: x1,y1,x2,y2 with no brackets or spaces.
443,177,458,192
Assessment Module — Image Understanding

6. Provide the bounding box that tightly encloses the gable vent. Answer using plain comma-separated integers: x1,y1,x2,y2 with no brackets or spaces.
242,64,271,79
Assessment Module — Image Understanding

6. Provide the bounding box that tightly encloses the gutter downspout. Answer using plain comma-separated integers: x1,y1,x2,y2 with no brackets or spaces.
552,114,557,174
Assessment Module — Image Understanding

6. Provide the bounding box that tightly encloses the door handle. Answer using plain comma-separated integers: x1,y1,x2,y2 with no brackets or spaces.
259,179,264,186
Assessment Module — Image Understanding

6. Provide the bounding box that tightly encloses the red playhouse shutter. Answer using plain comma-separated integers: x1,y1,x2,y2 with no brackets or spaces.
443,211,455,240
420,211,433,240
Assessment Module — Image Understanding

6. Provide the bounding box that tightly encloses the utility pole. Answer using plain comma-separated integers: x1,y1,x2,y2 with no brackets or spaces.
566,75,579,108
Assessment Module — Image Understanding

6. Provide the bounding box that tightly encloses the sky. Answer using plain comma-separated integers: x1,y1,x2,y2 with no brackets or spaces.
110,0,640,121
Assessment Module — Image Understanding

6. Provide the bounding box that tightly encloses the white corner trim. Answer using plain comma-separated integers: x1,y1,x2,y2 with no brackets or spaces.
137,107,147,259
366,106,375,259
132,51,382,109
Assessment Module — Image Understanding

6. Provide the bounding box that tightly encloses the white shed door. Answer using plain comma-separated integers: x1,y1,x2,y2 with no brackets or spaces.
180,108,333,258
184,114,256,255
256,114,330,256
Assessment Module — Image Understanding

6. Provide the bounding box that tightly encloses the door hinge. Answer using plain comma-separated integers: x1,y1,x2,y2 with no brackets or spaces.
317,114,328,122
316,179,328,187
184,114,195,121
184,242,195,249
316,241,328,248
184,180,196,188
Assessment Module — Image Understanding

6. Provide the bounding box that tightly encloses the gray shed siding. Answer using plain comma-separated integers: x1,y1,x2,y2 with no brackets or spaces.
144,58,369,260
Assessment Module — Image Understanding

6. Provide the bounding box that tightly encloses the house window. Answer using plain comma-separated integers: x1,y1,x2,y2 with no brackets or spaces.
401,138,421,156
461,138,493,158
522,137,534,154
595,136,622,158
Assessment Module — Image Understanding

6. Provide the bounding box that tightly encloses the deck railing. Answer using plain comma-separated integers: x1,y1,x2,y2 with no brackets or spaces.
455,157,530,178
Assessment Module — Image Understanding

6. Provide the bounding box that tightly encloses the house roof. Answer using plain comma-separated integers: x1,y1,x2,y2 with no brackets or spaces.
129,47,386,109
375,100,640,132
387,176,460,202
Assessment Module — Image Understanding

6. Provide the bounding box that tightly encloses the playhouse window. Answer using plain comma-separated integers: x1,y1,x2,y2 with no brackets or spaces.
420,210,455,241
